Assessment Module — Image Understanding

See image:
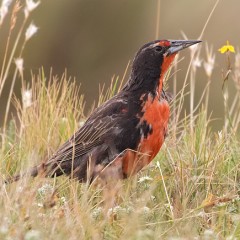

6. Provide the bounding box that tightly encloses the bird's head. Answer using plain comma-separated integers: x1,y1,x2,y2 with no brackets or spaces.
126,39,201,93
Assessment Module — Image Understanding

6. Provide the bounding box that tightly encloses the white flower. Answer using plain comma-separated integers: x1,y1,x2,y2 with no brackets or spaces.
25,23,38,41
22,89,32,109
24,0,40,18
107,205,128,217
60,196,67,205
24,230,41,240
110,206,122,214
138,176,153,183
37,183,53,196
15,58,24,76
0,0,12,25
91,207,103,219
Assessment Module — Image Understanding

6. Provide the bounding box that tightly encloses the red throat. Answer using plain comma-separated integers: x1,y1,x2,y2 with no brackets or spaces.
157,53,176,94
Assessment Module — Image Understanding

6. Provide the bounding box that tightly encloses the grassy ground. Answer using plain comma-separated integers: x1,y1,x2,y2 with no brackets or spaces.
1,1,240,239
1,59,240,240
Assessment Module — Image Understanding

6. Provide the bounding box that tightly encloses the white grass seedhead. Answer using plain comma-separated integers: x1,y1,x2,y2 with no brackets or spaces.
25,22,38,41
233,52,240,87
204,44,215,78
24,0,40,18
204,61,214,78
0,0,13,25
138,176,153,183
15,58,24,76
2,0,13,7
192,56,202,70
235,52,240,70
22,88,32,109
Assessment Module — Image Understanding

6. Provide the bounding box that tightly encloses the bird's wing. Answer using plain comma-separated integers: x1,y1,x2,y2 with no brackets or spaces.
45,96,129,174
48,116,114,163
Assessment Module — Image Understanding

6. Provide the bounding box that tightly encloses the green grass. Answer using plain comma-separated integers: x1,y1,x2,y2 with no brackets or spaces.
1,1,240,239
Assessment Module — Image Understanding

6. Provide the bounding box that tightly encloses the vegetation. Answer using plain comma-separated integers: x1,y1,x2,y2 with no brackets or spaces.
1,0,240,239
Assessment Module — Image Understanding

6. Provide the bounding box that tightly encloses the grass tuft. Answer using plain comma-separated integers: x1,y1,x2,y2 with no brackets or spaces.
1,0,240,239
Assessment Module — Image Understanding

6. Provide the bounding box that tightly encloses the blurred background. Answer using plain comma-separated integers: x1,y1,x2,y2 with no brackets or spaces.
0,0,239,130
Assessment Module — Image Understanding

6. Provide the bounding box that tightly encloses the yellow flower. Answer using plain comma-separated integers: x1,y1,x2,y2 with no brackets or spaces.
218,40,235,54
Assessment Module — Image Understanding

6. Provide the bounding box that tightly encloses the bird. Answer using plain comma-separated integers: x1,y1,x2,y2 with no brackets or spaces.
8,39,201,184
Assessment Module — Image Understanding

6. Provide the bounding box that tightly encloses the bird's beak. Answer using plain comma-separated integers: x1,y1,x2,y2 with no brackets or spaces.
166,40,202,56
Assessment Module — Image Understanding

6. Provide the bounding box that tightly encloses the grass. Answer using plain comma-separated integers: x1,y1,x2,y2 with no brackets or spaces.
1,1,240,239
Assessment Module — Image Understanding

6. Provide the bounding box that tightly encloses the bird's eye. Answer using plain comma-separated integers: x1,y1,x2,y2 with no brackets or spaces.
155,46,163,52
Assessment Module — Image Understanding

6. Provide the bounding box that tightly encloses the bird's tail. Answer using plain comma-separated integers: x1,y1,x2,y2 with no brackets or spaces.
4,163,46,184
